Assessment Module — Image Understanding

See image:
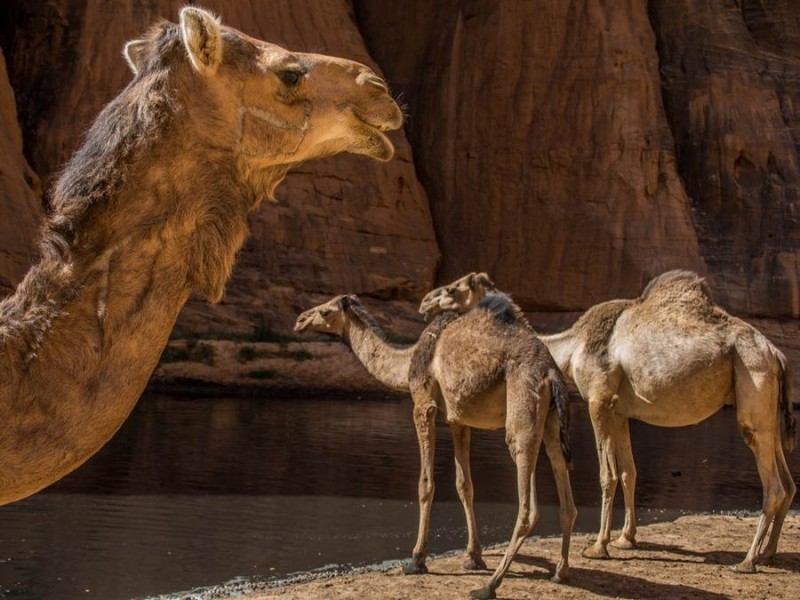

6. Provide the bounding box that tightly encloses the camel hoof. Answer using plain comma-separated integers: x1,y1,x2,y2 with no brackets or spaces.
469,585,496,600
464,556,487,570
581,543,611,560
551,570,569,584
731,561,757,574
609,535,636,550
402,560,428,575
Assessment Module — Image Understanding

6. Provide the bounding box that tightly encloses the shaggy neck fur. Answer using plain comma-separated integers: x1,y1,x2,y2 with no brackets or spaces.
0,23,285,504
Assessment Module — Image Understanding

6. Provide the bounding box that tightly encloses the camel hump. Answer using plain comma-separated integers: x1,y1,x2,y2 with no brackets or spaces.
476,292,532,329
574,299,633,355
639,270,712,304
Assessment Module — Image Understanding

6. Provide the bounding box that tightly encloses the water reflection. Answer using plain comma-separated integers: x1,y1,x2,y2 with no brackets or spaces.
0,392,796,600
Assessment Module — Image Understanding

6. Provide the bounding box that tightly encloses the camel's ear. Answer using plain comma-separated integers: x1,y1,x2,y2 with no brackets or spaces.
473,272,494,289
123,39,147,74
338,295,351,310
180,7,222,75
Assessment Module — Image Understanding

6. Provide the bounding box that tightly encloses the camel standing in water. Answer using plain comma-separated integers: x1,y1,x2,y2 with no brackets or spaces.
420,270,796,573
0,7,402,506
296,294,576,599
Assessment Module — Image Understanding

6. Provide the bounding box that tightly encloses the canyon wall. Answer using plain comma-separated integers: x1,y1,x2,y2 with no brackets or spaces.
1,1,797,345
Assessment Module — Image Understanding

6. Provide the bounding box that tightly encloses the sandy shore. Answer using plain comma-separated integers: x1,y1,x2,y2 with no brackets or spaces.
166,512,799,600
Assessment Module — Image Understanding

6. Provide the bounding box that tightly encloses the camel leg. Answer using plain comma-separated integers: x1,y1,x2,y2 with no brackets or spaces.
758,446,797,564
470,381,546,600
731,354,793,574
733,424,791,573
542,409,577,583
450,423,487,570
583,396,624,559
403,401,437,575
609,417,637,550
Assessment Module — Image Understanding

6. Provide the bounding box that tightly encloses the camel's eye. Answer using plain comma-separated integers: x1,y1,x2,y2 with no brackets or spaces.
319,309,331,318
280,69,304,87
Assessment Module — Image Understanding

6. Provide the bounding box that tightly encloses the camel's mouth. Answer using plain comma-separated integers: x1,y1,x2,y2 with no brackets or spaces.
349,110,401,162
294,316,311,333
347,97,403,162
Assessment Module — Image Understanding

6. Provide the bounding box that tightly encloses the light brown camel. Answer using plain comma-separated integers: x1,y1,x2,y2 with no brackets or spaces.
0,7,402,506
420,270,797,573
295,294,576,599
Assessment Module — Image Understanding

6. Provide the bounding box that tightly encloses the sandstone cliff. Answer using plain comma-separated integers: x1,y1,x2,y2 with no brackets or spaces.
0,48,42,295
1,1,798,390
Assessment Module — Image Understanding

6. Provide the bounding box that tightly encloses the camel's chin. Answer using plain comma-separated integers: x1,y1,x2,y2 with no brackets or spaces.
350,124,395,161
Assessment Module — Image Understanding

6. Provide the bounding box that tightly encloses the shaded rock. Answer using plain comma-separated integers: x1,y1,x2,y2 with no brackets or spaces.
0,48,42,296
649,0,800,318
356,0,705,310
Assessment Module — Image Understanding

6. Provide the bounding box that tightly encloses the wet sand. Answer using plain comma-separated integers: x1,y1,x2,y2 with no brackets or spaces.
176,512,800,600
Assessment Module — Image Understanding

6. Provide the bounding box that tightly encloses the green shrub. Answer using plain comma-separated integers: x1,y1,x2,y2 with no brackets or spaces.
159,340,215,365
289,349,312,361
246,369,277,380
238,345,257,363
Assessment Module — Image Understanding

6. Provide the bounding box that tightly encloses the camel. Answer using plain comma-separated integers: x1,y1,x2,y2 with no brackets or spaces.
420,270,797,573
295,294,576,599
0,7,403,506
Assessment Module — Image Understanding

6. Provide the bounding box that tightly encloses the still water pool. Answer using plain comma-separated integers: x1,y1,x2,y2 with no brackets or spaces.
0,392,797,599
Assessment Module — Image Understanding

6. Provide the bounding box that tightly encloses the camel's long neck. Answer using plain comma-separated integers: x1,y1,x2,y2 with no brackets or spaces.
539,329,579,384
0,150,265,504
340,310,415,392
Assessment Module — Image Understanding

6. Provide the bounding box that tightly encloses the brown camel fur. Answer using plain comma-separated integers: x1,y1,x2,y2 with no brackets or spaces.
420,270,797,573
295,294,576,599
0,7,402,506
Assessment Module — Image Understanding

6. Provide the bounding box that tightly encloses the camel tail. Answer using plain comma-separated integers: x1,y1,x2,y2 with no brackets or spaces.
550,372,573,467
777,351,796,452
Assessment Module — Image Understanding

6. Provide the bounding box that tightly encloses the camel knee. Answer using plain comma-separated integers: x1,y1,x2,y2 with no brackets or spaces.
455,473,474,502
619,469,636,488
561,503,578,528
600,471,618,491
516,506,537,536
418,477,435,503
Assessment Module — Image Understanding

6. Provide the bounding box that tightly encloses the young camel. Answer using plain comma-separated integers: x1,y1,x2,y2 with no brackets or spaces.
420,270,797,573
0,7,403,506
295,294,577,599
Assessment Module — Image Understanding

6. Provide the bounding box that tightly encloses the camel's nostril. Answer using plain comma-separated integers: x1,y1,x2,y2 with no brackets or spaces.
356,71,388,93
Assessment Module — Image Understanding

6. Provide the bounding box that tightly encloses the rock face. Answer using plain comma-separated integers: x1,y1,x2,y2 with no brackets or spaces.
649,0,800,317
355,1,706,310
0,48,42,296
354,0,800,316
1,1,799,384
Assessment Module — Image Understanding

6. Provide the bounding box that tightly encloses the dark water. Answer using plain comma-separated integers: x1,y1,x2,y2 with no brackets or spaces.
0,392,797,600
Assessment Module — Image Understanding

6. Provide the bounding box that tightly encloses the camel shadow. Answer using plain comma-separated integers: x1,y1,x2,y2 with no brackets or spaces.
564,566,730,599
488,554,730,599
630,541,800,573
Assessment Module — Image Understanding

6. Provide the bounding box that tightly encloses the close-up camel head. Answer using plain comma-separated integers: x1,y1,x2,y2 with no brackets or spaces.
294,294,358,336
418,272,495,319
124,7,402,193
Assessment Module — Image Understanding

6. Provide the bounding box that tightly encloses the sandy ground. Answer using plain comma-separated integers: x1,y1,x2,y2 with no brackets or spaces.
199,512,800,600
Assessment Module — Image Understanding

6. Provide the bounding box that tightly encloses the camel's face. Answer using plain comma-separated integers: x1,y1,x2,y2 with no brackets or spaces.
294,296,349,336
419,272,494,319
122,7,402,194
123,8,402,171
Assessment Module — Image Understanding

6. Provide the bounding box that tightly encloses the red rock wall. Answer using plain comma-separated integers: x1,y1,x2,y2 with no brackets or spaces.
355,0,800,317
649,0,800,317
0,48,42,296
1,0,799,330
